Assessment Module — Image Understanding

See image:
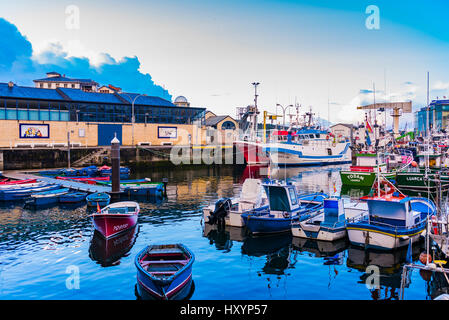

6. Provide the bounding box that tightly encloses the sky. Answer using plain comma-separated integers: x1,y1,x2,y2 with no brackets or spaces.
0,0,449,128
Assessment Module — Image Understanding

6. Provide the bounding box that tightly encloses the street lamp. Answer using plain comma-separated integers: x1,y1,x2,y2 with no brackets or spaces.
121,93,144,146
276,104,294,129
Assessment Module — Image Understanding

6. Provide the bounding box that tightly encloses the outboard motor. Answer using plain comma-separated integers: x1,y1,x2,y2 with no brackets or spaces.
207,198,232,227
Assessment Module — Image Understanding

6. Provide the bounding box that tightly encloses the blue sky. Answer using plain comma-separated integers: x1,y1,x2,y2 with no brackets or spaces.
0,0,448,127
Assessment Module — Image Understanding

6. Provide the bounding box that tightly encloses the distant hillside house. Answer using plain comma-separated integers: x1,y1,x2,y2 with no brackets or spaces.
330,123,353,139
98,84,122,94
33,72,99,92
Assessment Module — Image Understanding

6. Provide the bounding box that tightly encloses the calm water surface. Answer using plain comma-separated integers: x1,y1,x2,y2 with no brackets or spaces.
0,164,443,300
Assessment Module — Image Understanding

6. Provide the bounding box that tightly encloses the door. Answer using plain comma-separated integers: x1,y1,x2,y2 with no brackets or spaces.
98,124,122,146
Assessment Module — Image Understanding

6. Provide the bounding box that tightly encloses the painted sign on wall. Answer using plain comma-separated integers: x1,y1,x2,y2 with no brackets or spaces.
19,124,50,139
158,126,177,139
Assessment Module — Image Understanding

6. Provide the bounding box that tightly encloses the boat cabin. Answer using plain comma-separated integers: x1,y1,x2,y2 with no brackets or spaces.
263,183,301,216
363,195,418,228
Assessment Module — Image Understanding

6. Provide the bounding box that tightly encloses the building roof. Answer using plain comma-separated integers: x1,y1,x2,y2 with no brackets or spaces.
205,115,230,126
33,76,97,84
174,96,188,103
330,123,354,129
0,82,177,108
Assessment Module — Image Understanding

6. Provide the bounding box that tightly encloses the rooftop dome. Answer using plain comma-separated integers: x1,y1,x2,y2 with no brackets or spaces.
174,96,188,103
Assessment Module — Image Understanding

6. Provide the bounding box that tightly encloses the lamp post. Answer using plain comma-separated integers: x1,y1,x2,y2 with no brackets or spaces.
276,104,294,129
122,93,144,146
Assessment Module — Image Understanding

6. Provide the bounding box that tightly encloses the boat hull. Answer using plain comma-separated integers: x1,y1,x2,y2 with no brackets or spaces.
136,268,193,300
91,214,138,239
292,223,347,241
265,143,352,167
346,221,426,250
234,141,269,165
340,171,396,187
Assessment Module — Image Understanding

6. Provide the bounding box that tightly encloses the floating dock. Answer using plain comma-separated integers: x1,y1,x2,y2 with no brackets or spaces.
2,171,112,194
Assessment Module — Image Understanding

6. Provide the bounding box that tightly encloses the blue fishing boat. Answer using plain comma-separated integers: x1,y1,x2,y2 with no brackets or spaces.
86,192,111,207
135,244,194,300
98,166,130,179
59,192,88,204
346,192,436,250
241,181,327,234
28,188,70,206
0,184,60,201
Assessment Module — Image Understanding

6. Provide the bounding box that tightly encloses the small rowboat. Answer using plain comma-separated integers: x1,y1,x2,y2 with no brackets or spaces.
0,179,37,185
28,188,70,206
0,184,60,201
90,201,140,238
59,192,88,204
135,244,194,300
86,192,111,207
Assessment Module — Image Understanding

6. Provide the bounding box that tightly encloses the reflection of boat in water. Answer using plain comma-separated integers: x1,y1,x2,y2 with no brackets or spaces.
292,237,348,258
340,185,372,199
346,245,421,300
202,223,247,247
89,226,138,267
135,280,195,301
241,233,292,257
242,233,295,279
239,165,270,184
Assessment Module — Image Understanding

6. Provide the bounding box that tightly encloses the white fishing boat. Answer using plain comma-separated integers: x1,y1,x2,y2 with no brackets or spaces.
203,178,268,227
264,128,352,166
291,197,367,241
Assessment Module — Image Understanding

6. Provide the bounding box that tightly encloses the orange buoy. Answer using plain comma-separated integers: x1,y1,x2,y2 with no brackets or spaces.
419,252,432,265
411,161,418,167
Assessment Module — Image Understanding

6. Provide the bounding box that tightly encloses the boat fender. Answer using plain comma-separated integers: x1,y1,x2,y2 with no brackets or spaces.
207,198,232,225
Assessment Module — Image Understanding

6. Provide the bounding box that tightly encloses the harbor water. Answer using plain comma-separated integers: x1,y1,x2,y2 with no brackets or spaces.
0,164,441,300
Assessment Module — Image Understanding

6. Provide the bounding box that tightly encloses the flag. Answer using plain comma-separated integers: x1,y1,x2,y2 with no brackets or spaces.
365,130,372,146
333,184,337,193
365,120,373,133
97,201,101,213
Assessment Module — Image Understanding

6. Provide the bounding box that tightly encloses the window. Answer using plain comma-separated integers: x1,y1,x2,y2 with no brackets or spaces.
221,121,236,130
64,84,67,88
72,84,75,88
288,188,297,205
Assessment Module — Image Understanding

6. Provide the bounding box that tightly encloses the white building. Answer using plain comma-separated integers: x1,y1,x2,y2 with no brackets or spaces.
33,72,99,92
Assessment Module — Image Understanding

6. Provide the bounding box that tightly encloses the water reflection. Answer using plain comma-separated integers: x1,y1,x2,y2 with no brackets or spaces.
202,224,247,252
292,237,348,258
89,226,139,267
346,244,422,300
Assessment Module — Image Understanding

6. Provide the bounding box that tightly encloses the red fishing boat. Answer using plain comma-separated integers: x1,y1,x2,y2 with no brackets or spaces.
0,178,37,185
56,176,110,185
90,201,140,239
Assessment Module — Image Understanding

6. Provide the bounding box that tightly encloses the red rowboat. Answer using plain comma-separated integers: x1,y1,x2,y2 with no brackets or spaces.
0,179,37,185
90,201,140,239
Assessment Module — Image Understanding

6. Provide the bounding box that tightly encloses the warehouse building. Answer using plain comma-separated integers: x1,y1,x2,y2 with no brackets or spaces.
0,74,206,148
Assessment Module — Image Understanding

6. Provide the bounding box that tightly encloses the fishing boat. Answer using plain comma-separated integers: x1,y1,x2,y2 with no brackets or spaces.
90,201,140,238
203,178,269,227
27,188,70,206
97,178,164,196
57,176,110,185
59,192,88,204
240,181,327,234
0,184,60,201
135,244,194,300
86,192,111,207
263,128,352,166
346,188,436,250
291,197,368,241
0,178,36,185
98,166,130,179
340,151,397,187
